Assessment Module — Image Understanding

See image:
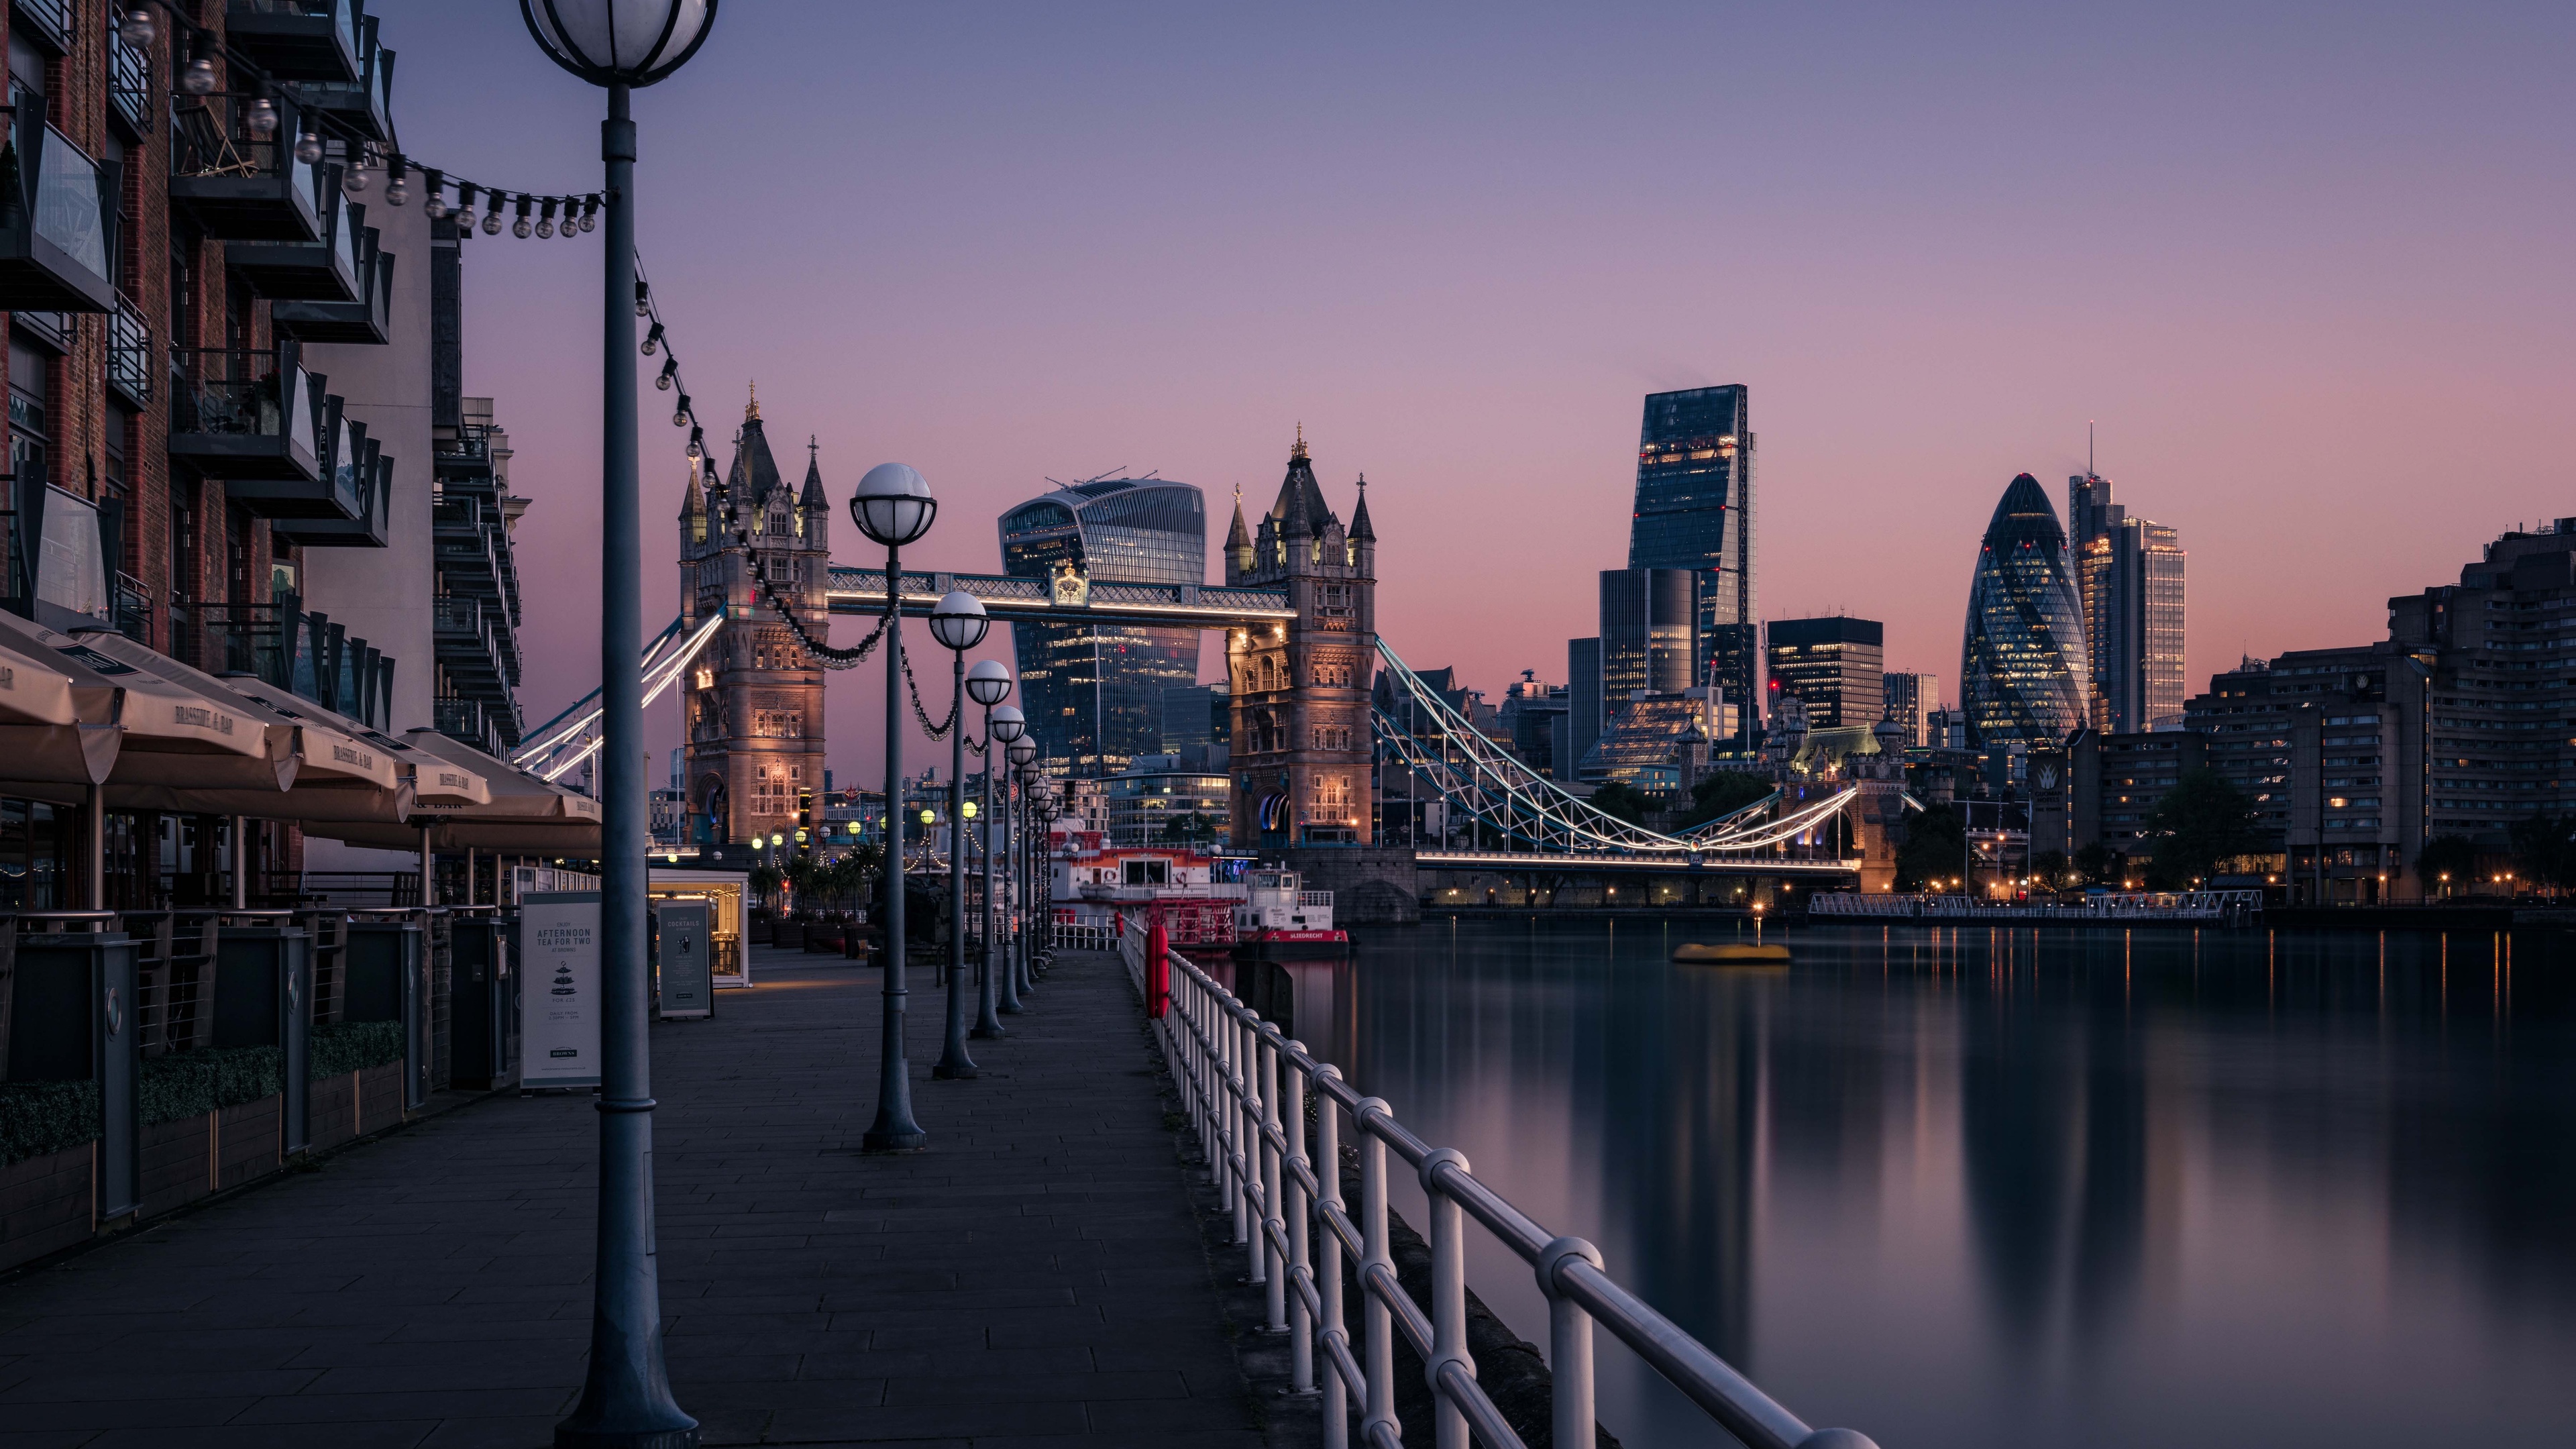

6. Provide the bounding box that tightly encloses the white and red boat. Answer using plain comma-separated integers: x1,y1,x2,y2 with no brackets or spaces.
1232,867,1350,959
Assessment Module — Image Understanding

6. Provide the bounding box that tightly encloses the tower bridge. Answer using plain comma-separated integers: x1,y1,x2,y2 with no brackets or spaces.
516,396,1890,899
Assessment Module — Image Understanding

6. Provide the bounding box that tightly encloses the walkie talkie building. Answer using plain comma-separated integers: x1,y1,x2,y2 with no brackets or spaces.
1961,474,2090,751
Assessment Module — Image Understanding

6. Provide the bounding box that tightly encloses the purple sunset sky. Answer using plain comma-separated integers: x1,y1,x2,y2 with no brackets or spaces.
378,1,2575,777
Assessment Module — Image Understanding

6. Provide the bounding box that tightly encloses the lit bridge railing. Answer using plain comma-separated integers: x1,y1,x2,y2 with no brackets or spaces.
1121,926,1880,1449
1812,890,2263,923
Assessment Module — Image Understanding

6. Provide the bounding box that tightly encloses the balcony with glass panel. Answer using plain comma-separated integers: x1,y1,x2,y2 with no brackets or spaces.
169,93,320,242
234,397,366,522
0,118,118,313
225,0,360,84
272,432,390,548
167,345,321,482
228,184,361,303
272,221,390,344
291,16,394,142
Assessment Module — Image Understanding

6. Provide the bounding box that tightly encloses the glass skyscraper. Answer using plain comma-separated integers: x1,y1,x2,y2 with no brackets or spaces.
998,479,1205,776
2069,470,2188,733
1962,474,2090,751
1630,386,1756,745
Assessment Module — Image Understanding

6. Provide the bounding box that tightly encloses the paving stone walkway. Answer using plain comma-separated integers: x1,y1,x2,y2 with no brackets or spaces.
0,948,1284,1448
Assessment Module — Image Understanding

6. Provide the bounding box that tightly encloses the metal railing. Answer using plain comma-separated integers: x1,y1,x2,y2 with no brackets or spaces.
1123,928,1879,1449
109,22,152,136
108,294,152,405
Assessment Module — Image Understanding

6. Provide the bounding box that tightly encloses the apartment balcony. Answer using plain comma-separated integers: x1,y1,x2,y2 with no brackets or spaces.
11,0,72,56
272,225,391,344
272,443,392,549
167,345,321,481
169,95,321,243
113,572,153,647
233,397,368,522
109,21,151,141
432,596,507,692
225,0,361,85
107,294,152,407
227,186,360,302
292,16,394,142
432,496,504,598
0,119,118,313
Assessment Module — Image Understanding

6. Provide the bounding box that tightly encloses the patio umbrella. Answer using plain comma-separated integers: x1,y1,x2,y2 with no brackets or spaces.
216,674,493,812
0,627,121,796
62,629,404,823
0,612,278,801
309,729,601,854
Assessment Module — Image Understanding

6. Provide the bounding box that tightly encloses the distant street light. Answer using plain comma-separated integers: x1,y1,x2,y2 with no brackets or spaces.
519,1,720,1443
851,462,937,1153
1004,738,1037,1012
969,676,1018,1040
928,590,990,1080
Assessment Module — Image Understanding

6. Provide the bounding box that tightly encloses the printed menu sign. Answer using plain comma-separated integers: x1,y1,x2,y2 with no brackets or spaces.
521,892,602,1088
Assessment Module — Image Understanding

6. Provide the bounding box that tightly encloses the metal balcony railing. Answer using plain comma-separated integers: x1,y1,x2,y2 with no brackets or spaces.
1127,932,1883,1449
0,119,117,313
168,345,317,462
109,22,152,138
108,295,152,406
13,0,72,55
114,572,154,645
172,601,288,686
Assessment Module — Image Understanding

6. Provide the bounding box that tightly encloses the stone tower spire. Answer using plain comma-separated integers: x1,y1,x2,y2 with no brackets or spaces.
1224,482,1252,582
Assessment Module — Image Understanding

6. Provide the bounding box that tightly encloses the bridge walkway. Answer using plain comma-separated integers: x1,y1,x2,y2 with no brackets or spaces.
0,949,1283,1448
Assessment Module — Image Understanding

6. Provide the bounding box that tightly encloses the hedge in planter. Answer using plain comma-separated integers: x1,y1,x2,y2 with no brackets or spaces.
138,1046,285,1128
0,1079,99,1168
309,1020,405,1079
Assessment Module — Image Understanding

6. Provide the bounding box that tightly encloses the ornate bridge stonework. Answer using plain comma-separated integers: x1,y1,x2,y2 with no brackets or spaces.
1224,432,1380,850
676,394,832,847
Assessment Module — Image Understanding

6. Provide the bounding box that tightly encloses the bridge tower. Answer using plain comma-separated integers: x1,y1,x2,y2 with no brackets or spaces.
1225,429,1377,848
677,388,833,846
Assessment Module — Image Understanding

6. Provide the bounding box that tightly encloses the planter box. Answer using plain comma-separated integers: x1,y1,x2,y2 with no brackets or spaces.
140,1112,213,1220
215,1095,281,1191
0,1142,92,1273
358,1061,402,1131
309,1070,358,1151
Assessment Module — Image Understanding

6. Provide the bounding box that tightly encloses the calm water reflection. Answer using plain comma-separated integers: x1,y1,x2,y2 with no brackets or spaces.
1315,918,2576,1448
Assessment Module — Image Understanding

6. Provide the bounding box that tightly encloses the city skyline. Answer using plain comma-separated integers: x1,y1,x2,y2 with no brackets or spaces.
368,1,2576,782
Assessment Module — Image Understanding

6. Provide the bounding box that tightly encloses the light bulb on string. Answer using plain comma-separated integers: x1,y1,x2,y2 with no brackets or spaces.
343,156,369,194
482,200,504,235
656,358,678,391
580,197,599,233
294,130,323,164
511,195,533,237
535,197,556,239
385,166,410,206
118,7,155,47
672,395,692,428
246,98,278,141
181,53,217,95
642,323,664,356
634,282,651,317
421,171,447,219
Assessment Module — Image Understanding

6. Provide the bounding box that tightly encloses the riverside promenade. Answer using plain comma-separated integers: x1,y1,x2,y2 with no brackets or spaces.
0,949,1285,1448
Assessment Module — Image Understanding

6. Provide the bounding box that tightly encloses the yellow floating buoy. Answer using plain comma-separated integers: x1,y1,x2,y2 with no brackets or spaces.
1672,943,1792,965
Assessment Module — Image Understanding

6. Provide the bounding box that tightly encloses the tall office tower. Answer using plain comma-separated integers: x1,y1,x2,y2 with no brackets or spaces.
1631,386,1756,743
1763,617,1886,727
1159,682,1232,752
1567,636,1604,771
999,478,1206,775
1882,672,1939,747
1962,474,2090,751
1599,568,1697,705
2069,469,2188,732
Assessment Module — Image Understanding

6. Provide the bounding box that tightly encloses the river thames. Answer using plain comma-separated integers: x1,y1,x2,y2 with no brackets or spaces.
1314,916,2575,1448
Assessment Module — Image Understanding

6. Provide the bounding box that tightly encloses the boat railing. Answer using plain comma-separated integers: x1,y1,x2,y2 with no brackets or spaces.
1118,926,1878,1449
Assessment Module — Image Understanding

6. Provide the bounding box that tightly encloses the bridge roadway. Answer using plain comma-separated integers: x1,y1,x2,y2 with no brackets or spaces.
825,566,1297,629
1413,848,1861,876
0,949,1291,1448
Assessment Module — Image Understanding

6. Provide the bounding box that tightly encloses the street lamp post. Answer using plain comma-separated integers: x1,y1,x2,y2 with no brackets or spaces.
974,696,1022,1039
1023,769,1051,989
851,464,937,1152
519,4,718,1447
928,592,990,1080
1002,739,1036,1012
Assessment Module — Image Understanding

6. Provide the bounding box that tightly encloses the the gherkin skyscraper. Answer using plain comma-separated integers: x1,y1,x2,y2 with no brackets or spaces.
1962,474,2089,751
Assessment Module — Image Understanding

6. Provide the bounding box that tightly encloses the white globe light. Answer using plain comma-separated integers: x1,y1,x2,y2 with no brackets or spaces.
927,590,989,653
849,462,936,547
521,0,720,87
966,659,1013,708
1007,739,1037,767
987,705,1026,743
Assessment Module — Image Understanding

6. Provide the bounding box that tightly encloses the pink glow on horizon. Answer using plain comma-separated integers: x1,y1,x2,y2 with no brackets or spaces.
369,1,2576,777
